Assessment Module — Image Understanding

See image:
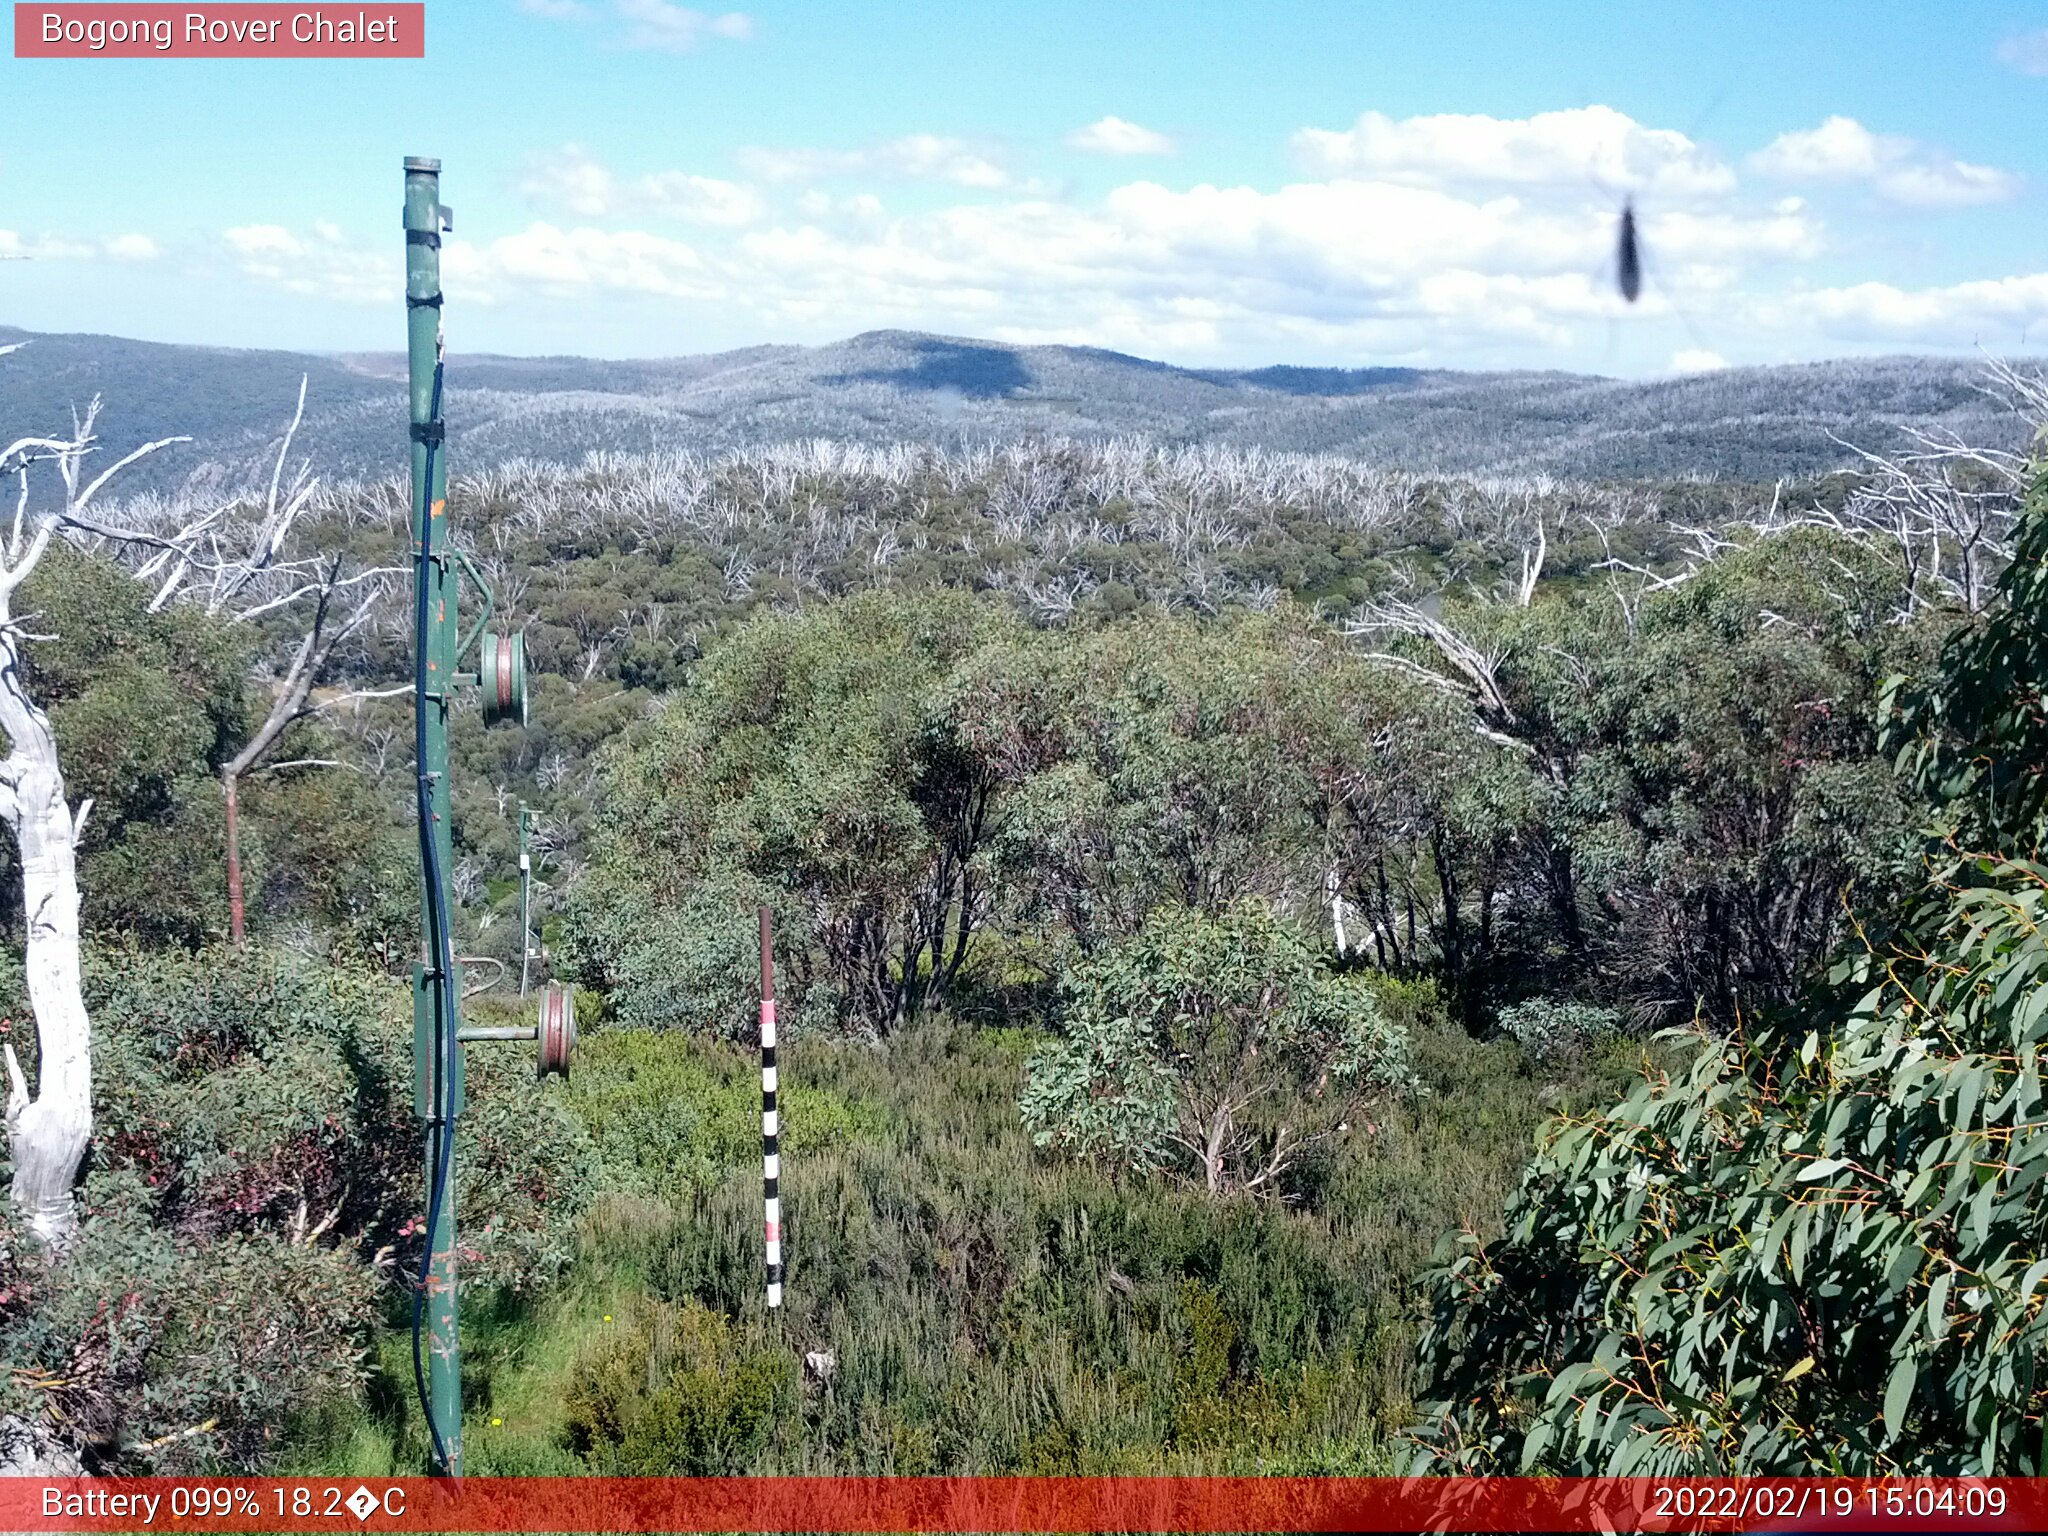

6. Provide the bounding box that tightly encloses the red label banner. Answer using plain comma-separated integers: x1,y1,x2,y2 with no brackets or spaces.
0,1476,2043,1533
13,4,425,57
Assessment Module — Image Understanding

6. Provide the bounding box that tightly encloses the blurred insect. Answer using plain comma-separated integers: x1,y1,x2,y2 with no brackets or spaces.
1615,198,1642,304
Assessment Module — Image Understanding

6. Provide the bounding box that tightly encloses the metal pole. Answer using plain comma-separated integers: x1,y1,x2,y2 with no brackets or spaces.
760,905,782,1310
405,154,463,1477
518,802,532,997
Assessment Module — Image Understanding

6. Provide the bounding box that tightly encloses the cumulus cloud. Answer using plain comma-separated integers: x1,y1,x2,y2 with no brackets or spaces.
1066,116,1176,156
1997,28,2048,75
212,102,2048,365
739,135,1022,190
1749,117,2020,207
1669,348,1728,374
1292,105,1735,198
0,229,158,262
447,222,714,301
516,144,763,225
517,146,617,216
0,231,81,260
417,177,1807,358
1770,273,2048,342
613,0,751,51
223,223,392,303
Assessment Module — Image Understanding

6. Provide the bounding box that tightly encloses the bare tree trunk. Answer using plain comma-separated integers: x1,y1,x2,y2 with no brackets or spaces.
224,768,246,942
0,623,93,1249
0,367,341,1245
0,406,168,1249
214,572,403,945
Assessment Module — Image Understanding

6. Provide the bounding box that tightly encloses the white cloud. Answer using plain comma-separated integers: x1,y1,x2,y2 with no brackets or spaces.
518,146,618,217
1669,348,1728,374
639,171,763,226
1749,117,2020,207
1998,28,2048,75
222,223,391,303
447,223,714,302
613,0,751,52
215,99,2048,366
1292,105,1736,198
1877,161,2019,208
217,151,1845,362
225,225,303,258
516,145,762,225
0,228,140,261
1750,116,1883,179
739,135,1022,190
1771,273,2048,342
1066,116,1176,156
421,178,1807,358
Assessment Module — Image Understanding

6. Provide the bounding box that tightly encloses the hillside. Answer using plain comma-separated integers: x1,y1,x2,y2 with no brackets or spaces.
0,324,2033,488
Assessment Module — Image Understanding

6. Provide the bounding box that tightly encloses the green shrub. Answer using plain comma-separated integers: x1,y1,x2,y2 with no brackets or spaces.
0,1172,375,1472
562,1298,793,1473
1495,999,1623,1066
4,545,248,947
1021,902,1419,1197
1412,462,2048,1476
611,1018,1605,1475
1,944,596,1471
563,1028,882,1199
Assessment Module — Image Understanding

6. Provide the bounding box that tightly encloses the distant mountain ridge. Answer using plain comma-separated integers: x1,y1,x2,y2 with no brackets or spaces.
0,324,2033,489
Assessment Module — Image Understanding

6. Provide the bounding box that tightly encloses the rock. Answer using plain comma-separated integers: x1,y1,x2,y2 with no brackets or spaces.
0,1414,84,1477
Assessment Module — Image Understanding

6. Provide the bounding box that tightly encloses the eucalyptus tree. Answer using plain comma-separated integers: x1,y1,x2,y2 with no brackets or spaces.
1413,453,2048,1476
1020,900,1418,1198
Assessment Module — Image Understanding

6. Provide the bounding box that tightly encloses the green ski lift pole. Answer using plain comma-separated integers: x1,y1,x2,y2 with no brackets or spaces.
404,154,463,1478
405,157,572,1478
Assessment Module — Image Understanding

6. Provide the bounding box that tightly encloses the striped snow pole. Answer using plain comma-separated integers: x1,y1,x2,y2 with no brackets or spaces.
760,904,782,1310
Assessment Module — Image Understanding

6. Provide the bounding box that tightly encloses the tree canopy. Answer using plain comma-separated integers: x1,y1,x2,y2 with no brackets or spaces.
1413,460,2048,1475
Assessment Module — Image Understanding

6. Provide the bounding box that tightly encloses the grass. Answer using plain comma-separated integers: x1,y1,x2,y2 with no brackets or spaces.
289,1011,1656,1476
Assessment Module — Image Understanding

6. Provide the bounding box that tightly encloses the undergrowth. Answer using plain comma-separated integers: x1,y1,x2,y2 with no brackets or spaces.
289,1010,1652,1475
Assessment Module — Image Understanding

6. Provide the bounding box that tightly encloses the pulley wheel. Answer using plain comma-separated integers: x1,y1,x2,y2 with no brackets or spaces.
536,981,576,1078
480,630,528,728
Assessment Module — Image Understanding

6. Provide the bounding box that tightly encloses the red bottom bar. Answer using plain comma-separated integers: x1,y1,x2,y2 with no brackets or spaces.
5,1476,2043,1533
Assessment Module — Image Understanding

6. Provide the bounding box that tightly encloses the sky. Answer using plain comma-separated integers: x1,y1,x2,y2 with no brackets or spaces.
2,0,2048,375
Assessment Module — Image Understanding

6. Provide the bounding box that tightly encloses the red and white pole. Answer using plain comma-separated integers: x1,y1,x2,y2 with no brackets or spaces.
759,905,782,1310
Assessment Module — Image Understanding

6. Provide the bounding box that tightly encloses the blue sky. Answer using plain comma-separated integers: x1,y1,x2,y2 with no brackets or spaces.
3,0,2047,374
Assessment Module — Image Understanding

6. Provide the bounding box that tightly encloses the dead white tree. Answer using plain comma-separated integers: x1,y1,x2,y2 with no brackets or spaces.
196,384,406,941
1819,424,2026,615
0,357,402,1239
1345,595,1523,751
0,363,189,1246
220,568,405,941
72,379,406,941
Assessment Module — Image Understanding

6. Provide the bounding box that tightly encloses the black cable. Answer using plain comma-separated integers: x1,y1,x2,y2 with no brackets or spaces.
408,354,458,1477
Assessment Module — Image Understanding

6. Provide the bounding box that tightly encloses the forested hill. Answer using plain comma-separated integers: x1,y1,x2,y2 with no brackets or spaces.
0,323,2034,486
